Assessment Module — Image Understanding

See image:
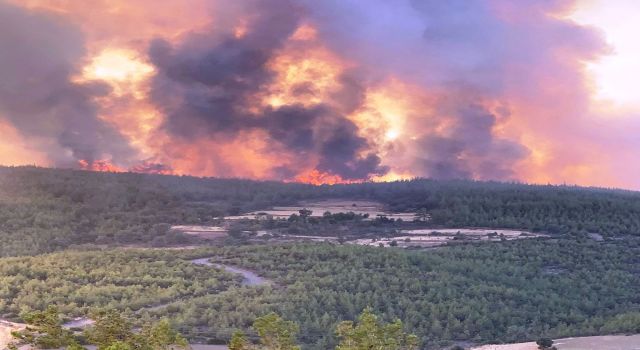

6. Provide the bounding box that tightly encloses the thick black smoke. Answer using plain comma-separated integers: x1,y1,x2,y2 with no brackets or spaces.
412,100,528,180
0,1,135,167
149,0,387,180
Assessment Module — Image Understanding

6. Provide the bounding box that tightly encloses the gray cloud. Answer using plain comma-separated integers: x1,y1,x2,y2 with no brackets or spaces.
0,1,135,168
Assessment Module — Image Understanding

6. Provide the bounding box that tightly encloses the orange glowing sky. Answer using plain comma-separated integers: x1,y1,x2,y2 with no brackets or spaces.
1,0,639,189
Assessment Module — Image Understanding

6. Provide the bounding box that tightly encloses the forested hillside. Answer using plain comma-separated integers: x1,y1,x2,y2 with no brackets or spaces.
2,166,640,256
0,167,640,256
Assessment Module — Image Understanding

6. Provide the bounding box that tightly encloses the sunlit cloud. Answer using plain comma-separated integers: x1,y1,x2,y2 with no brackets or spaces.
571,0,640,109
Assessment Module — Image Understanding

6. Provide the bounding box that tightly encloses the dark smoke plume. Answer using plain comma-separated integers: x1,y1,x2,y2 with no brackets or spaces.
149,0,386,180
0,1,135,168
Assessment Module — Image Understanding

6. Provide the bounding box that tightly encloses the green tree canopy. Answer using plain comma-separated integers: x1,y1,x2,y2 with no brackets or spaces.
335,308,419,350
253,312,301,350
10,306,74,349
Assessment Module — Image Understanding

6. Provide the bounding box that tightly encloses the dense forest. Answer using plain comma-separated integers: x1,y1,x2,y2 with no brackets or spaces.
1,240,639,349
1,166,640,256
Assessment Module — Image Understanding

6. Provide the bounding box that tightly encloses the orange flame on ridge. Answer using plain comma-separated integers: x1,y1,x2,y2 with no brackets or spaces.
77,160,124,173
293,169,361,185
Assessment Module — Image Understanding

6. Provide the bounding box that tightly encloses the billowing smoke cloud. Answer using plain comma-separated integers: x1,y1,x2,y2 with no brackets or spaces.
146,0,573,181
0,1,136,168
4,0,639,188
148,0,387,180
301,0,605,180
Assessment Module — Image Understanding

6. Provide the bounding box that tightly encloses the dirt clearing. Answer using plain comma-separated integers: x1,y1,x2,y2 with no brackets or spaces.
0,320,25,350
225,199,416,221
171,225,227,239
471,334,640,350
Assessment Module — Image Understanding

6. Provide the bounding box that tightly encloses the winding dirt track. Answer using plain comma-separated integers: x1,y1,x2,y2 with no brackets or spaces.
190,257,269,286
57,257,269,330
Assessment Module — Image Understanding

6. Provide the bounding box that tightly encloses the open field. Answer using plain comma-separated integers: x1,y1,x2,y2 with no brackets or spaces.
471,334,640,350
349,228,546,248
171,225,228,239
225,199,416,221
401,228,540,237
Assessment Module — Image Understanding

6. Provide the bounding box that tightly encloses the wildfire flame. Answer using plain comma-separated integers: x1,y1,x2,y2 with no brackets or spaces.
77,159,173,176
77,160,124,173
293,170,361,185
77,159,360,185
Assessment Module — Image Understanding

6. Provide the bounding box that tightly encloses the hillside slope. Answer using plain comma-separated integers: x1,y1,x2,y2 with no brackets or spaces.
1,166,640,256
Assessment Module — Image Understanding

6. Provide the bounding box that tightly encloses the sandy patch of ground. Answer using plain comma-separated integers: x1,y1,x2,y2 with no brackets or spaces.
225,200,416,221
171,225,227,239
63,317,95,329
350,235,452,248
0,320,25,350
122,245,202,250
284,234,340,242
349,228,545,248
472,342,537,350
190,345,228,350
402,228,542,237
472,334,640,350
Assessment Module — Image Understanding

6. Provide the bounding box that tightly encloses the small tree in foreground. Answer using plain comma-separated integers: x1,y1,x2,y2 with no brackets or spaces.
536,337,557,350
10,306,76,349
140,319,190,350
253,313,300,350
229,330,251,350
335,308,419,350
86,310,134,349
230,313,301,350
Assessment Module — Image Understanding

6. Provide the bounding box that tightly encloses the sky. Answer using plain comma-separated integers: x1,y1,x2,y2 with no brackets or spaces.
0,0,639,189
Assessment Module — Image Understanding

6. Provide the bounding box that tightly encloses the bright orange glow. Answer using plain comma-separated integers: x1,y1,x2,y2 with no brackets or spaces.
80,48,154,96
371,171,414,183
0,121,49,167
158,130,296,179
264,46,345,108
76,47,164,162
349,79,414,143
78,159,124,173
294,170,358,185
